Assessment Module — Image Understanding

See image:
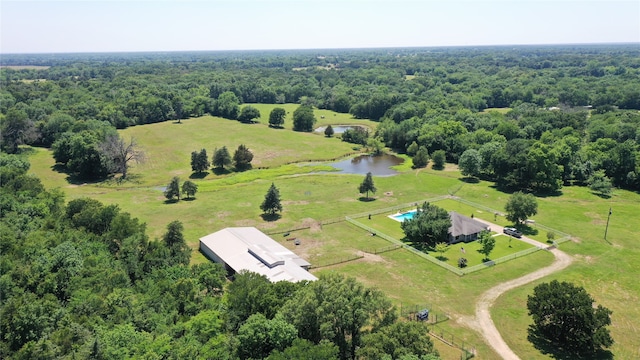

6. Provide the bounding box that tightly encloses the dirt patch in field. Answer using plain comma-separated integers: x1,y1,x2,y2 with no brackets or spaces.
360,252,386,263
574,254,596,264
234,219,259,227
299,218,322,232
443,163,459,171
282,200,310,206
287,236,322,261
585,212,605,225
255,149,298,166
216,211,231,219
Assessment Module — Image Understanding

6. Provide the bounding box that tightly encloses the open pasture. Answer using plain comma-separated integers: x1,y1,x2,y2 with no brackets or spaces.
26,110,640,359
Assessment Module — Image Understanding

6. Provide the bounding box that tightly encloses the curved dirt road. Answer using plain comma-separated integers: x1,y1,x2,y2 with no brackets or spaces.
475,248,572,359
460,221,574,359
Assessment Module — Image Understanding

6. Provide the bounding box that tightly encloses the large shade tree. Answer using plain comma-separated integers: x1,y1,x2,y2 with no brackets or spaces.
527,280,614,354
458,148,482,178
401,202,451,248
269,107,286,128
504,191,538,224
292,105,316,132
238,105,261,123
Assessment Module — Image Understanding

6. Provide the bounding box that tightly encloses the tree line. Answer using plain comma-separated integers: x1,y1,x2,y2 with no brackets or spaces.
2,45,638,189
0,154,443,360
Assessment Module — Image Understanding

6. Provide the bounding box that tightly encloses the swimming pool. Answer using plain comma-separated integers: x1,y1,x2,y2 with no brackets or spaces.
390,210,418,222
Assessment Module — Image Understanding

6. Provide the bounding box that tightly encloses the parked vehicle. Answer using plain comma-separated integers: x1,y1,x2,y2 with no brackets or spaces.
417,309,429,321
503,227,523,238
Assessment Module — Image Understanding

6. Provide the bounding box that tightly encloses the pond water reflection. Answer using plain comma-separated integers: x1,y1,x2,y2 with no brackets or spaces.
314,125,365,134
328,154,404,176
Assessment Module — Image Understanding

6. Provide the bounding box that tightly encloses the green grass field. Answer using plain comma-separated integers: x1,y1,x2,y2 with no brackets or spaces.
26,109,640,359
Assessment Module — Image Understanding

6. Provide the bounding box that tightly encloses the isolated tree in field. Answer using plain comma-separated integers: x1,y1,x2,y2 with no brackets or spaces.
233,144,254,170
527,280,613,354
412,146,429,168
238,105,261,123
505,191,538,224
458,149,482,178
212,146,232,170
260,183,282,216
324,124,334,137
164,176,181,201
358,172,377,200
181,180,198,199
401,202,451,248
477,231,495,260
432,150,446,170
269,107,286,128
191,148,209,173
292,105,316,132
588,170,612,196
100,135,145,179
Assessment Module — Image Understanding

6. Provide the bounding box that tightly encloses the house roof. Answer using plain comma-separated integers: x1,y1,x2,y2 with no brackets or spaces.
199,227,317,283
448,211,489,237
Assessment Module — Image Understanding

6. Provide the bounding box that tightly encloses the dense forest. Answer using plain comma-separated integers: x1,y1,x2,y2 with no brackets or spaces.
1,45,639,193
0,154,440,359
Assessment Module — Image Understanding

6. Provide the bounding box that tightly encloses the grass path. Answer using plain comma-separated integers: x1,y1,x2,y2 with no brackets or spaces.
458,242,573,359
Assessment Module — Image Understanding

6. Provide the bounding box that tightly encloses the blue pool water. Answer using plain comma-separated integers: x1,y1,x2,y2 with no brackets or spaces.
391,210,417,222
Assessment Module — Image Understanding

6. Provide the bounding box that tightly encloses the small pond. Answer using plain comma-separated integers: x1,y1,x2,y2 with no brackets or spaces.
327,154,404,176
314,125,366,134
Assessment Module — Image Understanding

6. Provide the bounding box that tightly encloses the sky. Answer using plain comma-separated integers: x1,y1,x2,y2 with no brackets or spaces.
1,0,639,54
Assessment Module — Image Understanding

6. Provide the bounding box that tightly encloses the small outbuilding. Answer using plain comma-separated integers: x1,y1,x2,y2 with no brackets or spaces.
448,211,490,244
199,227,317,283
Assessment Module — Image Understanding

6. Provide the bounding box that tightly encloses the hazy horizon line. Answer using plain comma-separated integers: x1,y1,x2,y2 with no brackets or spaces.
2,41,638,56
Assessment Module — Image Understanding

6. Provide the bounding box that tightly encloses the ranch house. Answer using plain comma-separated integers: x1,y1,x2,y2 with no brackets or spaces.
448,211,490,244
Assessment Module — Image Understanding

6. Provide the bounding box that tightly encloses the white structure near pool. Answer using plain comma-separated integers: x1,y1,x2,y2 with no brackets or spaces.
389,210,489,244
199,227,317,283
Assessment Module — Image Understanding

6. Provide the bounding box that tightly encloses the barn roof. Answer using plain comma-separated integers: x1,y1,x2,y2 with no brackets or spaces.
199,227,317,283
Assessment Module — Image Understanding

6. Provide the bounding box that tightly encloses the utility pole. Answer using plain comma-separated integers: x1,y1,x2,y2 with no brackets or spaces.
604,207,612,241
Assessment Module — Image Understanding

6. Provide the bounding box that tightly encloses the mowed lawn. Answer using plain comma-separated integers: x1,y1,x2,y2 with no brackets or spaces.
360,200,538,268
26,111,640,359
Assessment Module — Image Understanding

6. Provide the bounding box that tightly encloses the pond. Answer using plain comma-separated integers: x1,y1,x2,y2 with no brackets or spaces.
314,125,366,134
327,154,404,176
